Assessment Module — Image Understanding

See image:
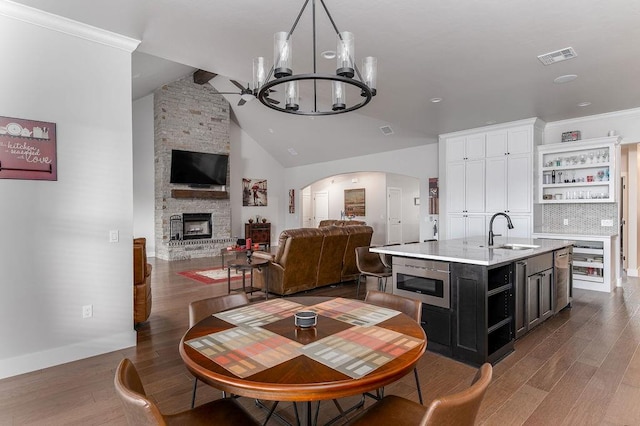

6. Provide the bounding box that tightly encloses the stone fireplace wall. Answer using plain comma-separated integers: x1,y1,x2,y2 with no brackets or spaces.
154,76,234,260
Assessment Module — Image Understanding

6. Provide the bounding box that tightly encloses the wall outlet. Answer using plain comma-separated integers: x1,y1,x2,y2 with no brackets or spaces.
563,218,569,226
601,219,614,227
82,304,93,318
109,230,119,243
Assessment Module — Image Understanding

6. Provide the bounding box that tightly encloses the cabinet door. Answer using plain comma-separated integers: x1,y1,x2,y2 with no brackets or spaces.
508,215,531,238
506,153,531,213
540,269,554,321
527,275,541,329
485,130,508,158
466,134,486,160
447,137,466,162
507,127,532,155
514,261,527,338
447,162,466,213
465,159,485,213
485,156,507,212
447,214,467,239
466,215,486,238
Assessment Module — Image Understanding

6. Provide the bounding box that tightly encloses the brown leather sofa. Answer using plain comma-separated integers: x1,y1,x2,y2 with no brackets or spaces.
133,237,152,325
253,225,373,295
318,219,366,227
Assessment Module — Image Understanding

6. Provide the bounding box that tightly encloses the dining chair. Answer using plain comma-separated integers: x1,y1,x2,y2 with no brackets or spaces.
355,246,392,298
188,293,250,408
346,363,493,426
114,358,258,426
364,290,424,405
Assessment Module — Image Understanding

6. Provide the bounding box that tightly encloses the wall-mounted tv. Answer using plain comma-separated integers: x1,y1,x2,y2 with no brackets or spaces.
170,149,228,187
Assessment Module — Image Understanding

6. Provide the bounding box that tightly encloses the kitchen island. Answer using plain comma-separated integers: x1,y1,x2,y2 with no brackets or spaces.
372,237,574,366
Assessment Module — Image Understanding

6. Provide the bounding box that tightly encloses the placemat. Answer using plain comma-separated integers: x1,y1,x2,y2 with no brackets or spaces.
214,298,305,327
299,325,423,379
186,325,302,378
308,298,400,326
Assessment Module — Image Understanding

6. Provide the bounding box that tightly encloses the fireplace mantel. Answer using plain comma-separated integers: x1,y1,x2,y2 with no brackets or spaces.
171,189,229,199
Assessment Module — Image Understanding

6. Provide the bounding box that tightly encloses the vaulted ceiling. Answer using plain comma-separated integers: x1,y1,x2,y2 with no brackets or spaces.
12,0,640,167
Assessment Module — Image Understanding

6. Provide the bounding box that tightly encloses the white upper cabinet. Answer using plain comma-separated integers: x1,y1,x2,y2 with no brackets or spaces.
447,134,485,162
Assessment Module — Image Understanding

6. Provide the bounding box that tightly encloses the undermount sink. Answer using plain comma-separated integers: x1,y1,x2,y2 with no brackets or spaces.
493,243,540,250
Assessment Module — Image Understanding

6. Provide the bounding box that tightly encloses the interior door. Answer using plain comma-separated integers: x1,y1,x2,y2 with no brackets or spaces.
387,187,402,244
313,191,329,227
302,191,312,227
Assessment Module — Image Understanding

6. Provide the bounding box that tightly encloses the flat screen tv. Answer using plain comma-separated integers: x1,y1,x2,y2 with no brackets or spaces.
170,149,228,187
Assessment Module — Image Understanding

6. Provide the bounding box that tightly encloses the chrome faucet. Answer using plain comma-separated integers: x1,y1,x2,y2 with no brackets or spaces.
488,212,514,246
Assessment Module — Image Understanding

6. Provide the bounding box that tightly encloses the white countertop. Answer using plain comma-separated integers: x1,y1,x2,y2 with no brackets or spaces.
371,237,574,266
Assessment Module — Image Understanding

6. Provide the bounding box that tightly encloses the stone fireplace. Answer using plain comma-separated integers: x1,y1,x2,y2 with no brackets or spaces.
154,76,234,261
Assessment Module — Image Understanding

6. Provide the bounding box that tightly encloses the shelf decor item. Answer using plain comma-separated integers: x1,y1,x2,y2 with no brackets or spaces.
0,115,57,181
561,130,581,142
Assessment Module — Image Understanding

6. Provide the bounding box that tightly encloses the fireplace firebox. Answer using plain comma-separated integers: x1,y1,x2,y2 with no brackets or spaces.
182,213,212,240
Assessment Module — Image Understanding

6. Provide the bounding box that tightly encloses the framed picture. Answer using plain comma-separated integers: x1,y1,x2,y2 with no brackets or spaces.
344,188,365,217
288,189,295,213
242,178,267,206
0,115,57,181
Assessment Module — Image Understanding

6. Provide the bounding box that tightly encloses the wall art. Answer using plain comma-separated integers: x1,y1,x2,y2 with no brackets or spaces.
242,178,268,206
288,189,295,213
0,115,57,181
344,188,365,217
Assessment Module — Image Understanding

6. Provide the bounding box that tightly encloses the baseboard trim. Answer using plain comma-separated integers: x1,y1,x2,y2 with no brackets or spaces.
0,330,136,380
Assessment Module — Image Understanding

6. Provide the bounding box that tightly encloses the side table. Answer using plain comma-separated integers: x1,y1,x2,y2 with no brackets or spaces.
227,257,270,300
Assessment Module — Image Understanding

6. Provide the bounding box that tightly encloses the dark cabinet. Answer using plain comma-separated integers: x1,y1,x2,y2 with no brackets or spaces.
515,253,554,338
245,223,271,248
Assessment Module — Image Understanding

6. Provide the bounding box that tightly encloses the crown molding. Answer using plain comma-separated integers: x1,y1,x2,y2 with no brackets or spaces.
546,107,640,128
439,117,545,140
0,0,140,52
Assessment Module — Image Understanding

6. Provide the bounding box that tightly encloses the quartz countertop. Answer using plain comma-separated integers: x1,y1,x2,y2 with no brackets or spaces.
371,237,574,266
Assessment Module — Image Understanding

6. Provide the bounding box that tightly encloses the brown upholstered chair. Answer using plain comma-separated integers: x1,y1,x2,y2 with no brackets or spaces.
188,293,250,408
346,363,493,426
355,247,392,298
114,358,258,426
133,238,152,325
365,290,424,405
342,227,374,282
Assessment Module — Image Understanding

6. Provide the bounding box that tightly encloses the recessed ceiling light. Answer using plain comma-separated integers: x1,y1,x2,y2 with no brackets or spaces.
554,74,578,84
268,128,274,133
486,120,496,125
321,50,336,59
132,73,141,79
287,147,298,156
429,97,443,103
577,101,592,107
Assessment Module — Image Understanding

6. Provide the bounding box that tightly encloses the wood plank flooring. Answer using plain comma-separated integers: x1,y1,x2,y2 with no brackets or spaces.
1,255,639,425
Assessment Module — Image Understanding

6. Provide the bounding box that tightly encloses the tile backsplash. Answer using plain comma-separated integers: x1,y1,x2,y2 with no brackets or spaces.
536,203,618,235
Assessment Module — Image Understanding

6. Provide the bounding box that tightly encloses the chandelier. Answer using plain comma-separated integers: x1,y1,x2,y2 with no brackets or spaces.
252,0,377,116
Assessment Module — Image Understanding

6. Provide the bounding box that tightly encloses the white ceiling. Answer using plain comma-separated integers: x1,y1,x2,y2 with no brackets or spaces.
12,0,640,167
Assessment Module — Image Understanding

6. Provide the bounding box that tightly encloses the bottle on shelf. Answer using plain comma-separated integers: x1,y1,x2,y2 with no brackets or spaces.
551,170,556,184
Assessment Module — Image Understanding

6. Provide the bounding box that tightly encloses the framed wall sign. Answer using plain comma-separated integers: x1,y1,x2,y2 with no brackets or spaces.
0,115,57,181
288,189,295,213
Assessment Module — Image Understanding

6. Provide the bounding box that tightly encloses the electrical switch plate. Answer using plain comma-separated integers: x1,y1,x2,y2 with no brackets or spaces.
82,304,93,318
109,230,119,243
563,219,569,225
601,219,614,227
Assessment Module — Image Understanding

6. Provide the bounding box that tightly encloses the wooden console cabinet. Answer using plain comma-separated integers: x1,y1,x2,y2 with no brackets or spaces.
245,222,271,248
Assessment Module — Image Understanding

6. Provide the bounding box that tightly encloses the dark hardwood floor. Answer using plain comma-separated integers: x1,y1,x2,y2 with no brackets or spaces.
1,254,639,425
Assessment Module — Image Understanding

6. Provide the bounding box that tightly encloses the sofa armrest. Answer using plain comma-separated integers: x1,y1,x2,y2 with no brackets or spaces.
252,251,275,261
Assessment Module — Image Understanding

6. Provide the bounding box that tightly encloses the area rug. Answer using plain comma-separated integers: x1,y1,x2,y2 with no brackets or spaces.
178,266,245,285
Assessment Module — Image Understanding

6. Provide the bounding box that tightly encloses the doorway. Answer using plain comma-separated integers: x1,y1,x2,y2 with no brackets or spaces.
387,187,403,244
313,191,329,227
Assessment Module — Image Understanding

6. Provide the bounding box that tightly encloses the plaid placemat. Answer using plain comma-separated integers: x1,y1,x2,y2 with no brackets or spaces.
299,325,423,379
186,325,302,378
214,298,305,327
308,298,400,326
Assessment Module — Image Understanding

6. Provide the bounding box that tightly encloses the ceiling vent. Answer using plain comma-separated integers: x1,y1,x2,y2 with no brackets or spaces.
380,125,394,136
537,47,577,65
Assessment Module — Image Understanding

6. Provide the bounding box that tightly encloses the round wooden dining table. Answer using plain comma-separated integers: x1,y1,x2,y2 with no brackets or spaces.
179,296,427,424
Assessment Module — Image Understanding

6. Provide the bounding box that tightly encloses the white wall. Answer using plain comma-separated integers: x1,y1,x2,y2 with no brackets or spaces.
284,143,438,235
387,173,421,243
132,94,155,255
544,107,640,145
229,121,285,244
0,6,139,378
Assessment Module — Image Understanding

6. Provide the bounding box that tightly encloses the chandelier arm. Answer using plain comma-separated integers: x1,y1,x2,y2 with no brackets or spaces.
312,0,317,112
287,0,310,37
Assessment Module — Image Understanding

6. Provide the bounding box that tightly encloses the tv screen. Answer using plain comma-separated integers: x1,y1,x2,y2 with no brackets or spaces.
170,149,228,187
